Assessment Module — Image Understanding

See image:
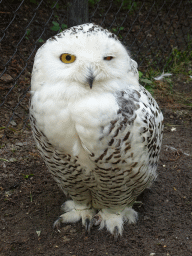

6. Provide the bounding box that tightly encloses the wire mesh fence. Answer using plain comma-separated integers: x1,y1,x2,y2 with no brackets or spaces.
0,0,191,139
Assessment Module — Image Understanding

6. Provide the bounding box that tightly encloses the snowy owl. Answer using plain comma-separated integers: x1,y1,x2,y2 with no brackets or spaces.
30,23,163,239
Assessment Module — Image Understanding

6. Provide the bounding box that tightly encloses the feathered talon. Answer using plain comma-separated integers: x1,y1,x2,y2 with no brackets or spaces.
88,214,102,233
53,200,96,230
85,218,90,231
53,217,62,229
113,226,120,241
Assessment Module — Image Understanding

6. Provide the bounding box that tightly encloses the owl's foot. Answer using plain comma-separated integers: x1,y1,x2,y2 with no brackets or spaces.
53,200,96,230
88,207,138,240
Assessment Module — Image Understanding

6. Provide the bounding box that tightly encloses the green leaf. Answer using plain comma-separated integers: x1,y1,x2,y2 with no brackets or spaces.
23,174,34,179
0,158,9,162
26,29,31,36
52,21,59,26
140,78,152,84
138,71,143,78
38,38,44,43
61,24,67,29
51,26,59,31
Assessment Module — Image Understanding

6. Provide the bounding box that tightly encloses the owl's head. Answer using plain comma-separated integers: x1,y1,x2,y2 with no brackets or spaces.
31,23,138,95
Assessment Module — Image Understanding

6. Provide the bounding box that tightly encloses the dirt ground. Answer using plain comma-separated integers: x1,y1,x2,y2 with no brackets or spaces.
0,76,192,256
1,1,192,256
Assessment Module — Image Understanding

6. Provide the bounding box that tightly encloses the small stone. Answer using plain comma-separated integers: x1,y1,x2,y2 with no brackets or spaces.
144,216,151,221
36,230,41,237
9,158,17,162
0,74,13,83
70,228,76,233
63,236,70,242
10,120,17,126
15,142,24,147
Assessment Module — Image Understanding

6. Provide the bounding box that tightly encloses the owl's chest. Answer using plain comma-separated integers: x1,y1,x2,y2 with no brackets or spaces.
30,91,119,156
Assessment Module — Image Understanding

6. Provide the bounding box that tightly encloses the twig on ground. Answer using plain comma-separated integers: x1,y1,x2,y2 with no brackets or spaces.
165,145,190,157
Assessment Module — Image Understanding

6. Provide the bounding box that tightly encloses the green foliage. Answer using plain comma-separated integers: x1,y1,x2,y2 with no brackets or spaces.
88,0,100,7
164,44,192,74
50,21,67,32
115,0,137,10
23,173,34,179
112,27,124,39
139,71,153,84
25,29,31,40
38,38,44,43
139,71,155,94
50,1,60,9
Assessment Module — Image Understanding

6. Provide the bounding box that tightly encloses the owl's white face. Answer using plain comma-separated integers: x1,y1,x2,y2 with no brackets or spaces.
31,24,137,96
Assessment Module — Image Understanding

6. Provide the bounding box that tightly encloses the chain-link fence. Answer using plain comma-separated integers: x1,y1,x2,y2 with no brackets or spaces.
0,0,191,139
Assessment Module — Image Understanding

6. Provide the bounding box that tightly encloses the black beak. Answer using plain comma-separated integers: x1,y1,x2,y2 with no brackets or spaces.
86,67,95,89
87,75,94,89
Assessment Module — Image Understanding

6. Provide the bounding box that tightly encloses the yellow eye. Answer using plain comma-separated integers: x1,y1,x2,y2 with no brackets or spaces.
60,53,76,64
104,56,114,61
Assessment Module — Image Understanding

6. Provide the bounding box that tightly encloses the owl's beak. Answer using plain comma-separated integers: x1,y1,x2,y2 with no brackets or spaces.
87,75,94,89
86,67,95,89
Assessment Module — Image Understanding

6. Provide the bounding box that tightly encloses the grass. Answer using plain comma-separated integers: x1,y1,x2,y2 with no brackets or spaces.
140,43,192,97
164,45,192,75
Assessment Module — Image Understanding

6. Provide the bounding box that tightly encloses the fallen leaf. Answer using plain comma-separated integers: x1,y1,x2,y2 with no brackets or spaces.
0,74,13,83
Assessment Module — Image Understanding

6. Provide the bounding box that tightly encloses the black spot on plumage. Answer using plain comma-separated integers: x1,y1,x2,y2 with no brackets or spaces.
105,154,114,161
123,131,130,141
113,127,121,137
114,154,121,158
95,148,108,162
124,145,131,153
49,36,57,41
108,138,114,146
108,120,118,134
131,162,138,167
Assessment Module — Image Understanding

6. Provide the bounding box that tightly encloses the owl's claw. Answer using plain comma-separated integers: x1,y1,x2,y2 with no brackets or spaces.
53,200,96,231
93,207,137,237
88,217,95,233
88,213,102,233
85,218,90,231
53,217,62,229
113,226,120,241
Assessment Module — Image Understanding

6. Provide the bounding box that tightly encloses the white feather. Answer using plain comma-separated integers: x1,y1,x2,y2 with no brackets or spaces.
154,71,172,80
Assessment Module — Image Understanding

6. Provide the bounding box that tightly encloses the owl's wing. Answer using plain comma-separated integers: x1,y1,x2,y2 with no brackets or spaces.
29,112,84,197
129,58,139,79
86,86,163,205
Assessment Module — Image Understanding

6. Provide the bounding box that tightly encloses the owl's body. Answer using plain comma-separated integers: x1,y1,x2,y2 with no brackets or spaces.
30,23,163,238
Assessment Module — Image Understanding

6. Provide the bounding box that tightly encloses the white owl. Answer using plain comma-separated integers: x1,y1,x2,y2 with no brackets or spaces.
30,23,163,239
